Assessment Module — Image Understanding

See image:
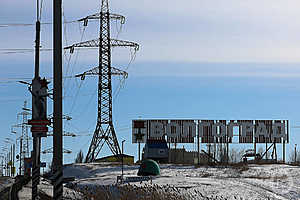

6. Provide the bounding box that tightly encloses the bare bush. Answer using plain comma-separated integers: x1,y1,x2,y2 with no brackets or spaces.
229,148,245,163
75,150,84,163
288,148,300,163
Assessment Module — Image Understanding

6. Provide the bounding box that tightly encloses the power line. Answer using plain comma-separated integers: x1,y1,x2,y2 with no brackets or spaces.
0,20,79,28
0,76,78,86
0,48,52,54
39,0,44,21
0,48,99,54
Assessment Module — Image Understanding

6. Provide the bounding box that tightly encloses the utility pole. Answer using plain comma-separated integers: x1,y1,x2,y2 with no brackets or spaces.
31,21,41,200
10,145,12,177
5,154,7,176
295,144,297,163
53,0,63,198
9,147,12,177
19,139,22,175
12,144,15,177
7,153,9,176
65,0,139,163
28,0,50,199
31,0,41,197
121,140,125,179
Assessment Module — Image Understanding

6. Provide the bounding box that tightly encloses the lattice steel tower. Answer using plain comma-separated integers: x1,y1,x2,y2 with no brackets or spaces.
66,0,139,162
12,101,31,175
20,101,30,173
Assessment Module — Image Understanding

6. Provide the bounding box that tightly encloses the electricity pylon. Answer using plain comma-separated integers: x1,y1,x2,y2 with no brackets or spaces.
65,0,139,163
11,101,31,175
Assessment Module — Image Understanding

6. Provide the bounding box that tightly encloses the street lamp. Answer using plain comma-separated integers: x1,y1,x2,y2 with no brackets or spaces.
121,140,126,179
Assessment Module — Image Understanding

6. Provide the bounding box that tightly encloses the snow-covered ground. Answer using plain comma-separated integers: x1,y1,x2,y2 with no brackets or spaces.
18,179,84,200
63,163,300,200
0,176,13,192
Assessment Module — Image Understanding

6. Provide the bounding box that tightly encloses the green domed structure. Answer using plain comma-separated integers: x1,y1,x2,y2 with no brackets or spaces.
137,159,160,176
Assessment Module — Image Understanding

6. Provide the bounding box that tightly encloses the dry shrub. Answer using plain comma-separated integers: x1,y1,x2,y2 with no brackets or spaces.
244,174,288,180
230,163,249,173
272,174,288,181
238,165,249,173
199,172,211,178
76,184,188,200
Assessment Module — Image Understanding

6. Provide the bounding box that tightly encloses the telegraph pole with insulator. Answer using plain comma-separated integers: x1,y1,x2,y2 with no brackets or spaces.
28,0,50,199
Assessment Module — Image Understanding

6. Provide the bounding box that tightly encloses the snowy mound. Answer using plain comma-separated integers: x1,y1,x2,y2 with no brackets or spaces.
62,163,300,200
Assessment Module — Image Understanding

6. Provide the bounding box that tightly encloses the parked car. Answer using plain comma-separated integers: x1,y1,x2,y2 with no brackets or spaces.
142,139,169,163
242,149,262,162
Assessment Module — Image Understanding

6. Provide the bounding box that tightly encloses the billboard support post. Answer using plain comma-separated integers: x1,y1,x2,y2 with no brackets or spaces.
283,140,285,163
265,142,268,159
137,128,142,162
226,133,229,165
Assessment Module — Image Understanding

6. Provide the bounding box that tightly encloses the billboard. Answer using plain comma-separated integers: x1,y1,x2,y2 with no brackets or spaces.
132,119,288,144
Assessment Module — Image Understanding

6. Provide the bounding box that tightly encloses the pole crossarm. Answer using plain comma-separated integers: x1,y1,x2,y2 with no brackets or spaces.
42,147,71,154
111,39,139,50
48,113,72,121
47,131,76,137
78,13,125,26
75,66,128,80
65,38,139,53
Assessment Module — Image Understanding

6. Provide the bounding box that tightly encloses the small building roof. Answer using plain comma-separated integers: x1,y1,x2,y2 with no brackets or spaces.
95,154,134,162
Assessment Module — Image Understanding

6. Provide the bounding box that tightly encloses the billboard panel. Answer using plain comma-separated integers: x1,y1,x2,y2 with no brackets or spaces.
238,120,254,143
148,120,168,140
199,120,232,143
198,120,214,143
132,120,147,143
254,120,286,143
166,120,196,143
132,119,196,143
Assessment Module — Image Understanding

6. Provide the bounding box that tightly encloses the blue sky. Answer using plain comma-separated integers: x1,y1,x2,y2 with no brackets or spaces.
1,0,300,166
